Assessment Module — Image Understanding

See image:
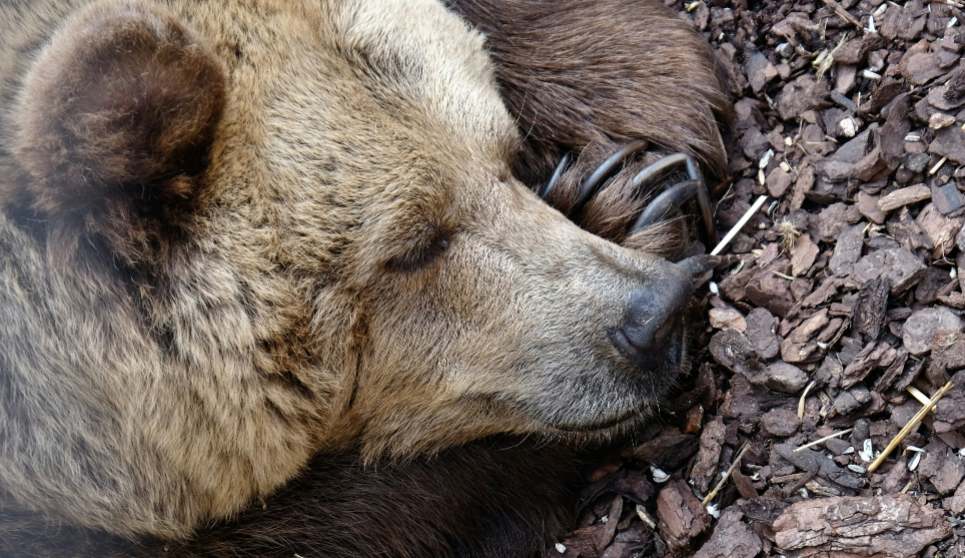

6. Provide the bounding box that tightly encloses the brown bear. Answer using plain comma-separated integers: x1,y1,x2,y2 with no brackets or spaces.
0,0,729,556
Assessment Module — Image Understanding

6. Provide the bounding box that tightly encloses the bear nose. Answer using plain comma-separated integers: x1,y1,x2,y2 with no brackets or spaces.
608,259,697,368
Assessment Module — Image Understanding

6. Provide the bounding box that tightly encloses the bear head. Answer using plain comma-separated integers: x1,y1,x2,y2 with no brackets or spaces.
0,0,701,536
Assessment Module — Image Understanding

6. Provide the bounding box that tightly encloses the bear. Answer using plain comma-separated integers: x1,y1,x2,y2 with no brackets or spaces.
0,0,729,556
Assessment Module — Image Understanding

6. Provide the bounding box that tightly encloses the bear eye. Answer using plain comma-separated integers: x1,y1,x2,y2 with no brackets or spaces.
385,229,452,273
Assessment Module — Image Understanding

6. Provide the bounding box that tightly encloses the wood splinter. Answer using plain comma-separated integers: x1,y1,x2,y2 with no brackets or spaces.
906,386,938,413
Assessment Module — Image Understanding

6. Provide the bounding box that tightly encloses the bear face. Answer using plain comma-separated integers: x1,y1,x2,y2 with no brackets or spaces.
0,0,702,539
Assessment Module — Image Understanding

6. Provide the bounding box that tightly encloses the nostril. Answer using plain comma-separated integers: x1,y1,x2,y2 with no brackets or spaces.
651,315,678,345
619,310,676,353
611,276,691,366
609,316,675,371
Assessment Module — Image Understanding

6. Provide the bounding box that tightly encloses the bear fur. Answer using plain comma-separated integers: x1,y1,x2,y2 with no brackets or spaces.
0,0,728,555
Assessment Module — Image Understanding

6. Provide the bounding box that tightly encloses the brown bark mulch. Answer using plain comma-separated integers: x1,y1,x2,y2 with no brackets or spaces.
552,1,965,556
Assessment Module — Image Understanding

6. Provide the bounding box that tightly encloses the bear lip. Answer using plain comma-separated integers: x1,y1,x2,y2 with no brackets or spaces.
549,408,643,433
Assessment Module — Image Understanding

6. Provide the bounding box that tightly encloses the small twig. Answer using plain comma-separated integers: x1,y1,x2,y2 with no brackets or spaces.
635,504,657,530
793,428,853,453
906,386,937,414
820,0,863,28
701,444,749,506
798,380,817,419
868,381,955,474
711,195,768,256
929,156,948,176
784,471,817,497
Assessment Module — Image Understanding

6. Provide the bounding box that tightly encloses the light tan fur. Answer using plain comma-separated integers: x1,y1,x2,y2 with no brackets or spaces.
0,0,697,543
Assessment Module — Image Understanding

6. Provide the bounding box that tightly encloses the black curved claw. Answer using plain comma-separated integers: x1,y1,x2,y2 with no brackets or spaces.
675,254,717,277
630,180,699,233
539,152,573,200
628,153,716,244
568,140,648,217
542,147,717,245
629,153,691,188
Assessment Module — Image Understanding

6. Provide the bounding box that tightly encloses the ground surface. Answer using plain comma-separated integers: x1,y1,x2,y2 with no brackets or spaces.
551,1,965,556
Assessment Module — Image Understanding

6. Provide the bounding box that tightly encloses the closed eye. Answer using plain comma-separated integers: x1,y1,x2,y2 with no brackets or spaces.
385,229,452,273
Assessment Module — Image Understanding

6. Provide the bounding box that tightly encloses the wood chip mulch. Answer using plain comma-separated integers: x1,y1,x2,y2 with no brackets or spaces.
551,1,965,556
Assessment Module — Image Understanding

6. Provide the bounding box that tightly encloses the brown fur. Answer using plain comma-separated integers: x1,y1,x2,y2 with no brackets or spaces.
449,0,731,252
448,0,730,174
11,0,224,216
0,0,729,555
1,439,587,557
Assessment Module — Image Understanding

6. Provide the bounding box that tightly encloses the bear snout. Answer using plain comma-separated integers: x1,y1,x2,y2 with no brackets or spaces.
607,259,695,372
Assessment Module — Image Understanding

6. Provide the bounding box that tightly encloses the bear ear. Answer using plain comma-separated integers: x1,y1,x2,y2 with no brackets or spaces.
12,0,225,218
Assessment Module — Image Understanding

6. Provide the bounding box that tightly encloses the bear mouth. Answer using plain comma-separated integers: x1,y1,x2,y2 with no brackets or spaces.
546,323,691,436
550,408,644,433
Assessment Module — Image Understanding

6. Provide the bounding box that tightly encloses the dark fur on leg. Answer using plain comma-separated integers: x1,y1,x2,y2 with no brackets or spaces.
446,0,732,253
446,0,732,181
0,438,588,557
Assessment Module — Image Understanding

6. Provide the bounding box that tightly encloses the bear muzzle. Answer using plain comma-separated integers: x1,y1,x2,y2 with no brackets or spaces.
539,255,719,435
607,256,701,376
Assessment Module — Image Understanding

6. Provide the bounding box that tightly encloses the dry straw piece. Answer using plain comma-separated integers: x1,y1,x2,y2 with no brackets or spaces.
867,381,955,474
701,444,749,506
793,428,854,453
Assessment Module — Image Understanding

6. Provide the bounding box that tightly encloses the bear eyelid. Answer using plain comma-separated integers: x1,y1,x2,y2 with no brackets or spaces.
384,229,453,273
